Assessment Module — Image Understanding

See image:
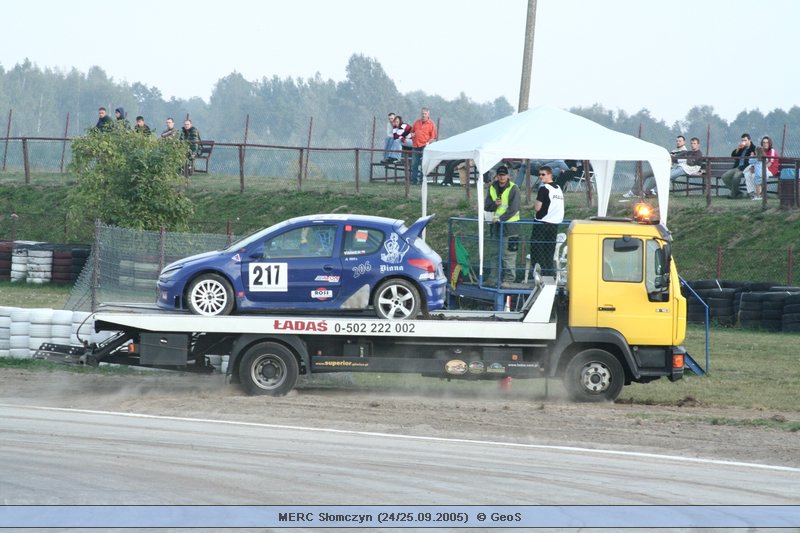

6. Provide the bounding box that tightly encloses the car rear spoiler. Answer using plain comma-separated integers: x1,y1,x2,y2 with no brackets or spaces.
402,215,434,243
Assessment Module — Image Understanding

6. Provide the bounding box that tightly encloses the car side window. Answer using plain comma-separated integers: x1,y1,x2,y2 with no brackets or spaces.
342,225,385,256
264,224,337,258
602,238,643,282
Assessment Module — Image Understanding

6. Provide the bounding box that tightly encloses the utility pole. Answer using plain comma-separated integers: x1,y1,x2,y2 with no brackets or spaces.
518,0,537,112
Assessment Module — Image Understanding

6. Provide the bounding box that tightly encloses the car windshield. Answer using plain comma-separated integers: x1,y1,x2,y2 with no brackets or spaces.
224,219,293,252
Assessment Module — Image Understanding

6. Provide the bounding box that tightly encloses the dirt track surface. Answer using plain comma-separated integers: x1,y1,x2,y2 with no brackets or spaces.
1,367,798,470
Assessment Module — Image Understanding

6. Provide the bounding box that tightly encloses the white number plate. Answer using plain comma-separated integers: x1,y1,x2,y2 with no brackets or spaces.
248,262,288,292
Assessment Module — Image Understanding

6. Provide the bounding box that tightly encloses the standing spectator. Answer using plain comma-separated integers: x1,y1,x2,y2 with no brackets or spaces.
114,107,130,129
134,116,152,135
720,133,757,199
381,112,397,163
94,107,113,131
180,119,202,158
409,107,437,185
160,117,180,139
483,165,520,284
743,137,780,200
530,166,565,277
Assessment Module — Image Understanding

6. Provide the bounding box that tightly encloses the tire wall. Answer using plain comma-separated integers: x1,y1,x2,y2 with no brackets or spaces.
0,306,111,359
0,241,91,285
682,279,800,333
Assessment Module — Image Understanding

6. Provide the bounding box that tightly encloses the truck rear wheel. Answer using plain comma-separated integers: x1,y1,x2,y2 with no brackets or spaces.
239,342,298,396
563,349,624,402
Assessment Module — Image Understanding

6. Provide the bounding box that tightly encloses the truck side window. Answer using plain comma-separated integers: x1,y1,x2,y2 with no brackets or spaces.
603,238,642,282
645,240,660,293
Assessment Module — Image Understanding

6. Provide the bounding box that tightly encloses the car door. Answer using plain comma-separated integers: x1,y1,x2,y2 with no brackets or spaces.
241,223,342,307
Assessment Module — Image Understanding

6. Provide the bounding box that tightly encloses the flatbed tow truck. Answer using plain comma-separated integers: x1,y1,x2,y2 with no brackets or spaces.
36,213,688,402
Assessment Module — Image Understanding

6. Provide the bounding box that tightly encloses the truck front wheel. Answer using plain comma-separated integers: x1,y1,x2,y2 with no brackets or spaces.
563,349,624,402
239,342,298,396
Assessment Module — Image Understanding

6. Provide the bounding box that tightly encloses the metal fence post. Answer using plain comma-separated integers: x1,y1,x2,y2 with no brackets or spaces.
716,246,723,279
59,112,70,173
355,148,360,193
22,137,30,184
788,246,794,286
91,219,101,313
238,144,245,193
297,148,304,191
2,109,11,171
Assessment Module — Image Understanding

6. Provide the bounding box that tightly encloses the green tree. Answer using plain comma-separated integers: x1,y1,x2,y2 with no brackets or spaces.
67,122,194,237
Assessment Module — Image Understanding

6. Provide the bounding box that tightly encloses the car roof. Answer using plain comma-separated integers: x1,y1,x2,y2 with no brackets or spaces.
286,214,403,227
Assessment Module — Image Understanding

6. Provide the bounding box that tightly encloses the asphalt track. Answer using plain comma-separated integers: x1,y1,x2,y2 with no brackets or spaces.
2,403,798,507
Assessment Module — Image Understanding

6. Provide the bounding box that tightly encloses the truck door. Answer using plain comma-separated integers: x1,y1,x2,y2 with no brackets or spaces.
596,236,674,345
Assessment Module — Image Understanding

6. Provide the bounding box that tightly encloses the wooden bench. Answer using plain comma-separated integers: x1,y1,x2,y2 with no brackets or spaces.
190,140,215,174
369,154,480,186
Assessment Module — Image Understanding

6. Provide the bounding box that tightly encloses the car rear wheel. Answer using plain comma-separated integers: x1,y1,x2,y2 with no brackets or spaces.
373,278,421,320
186,273,234,316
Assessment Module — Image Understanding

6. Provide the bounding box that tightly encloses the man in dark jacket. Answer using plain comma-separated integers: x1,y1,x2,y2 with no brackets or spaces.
94,107,113,131
721,133,757,198
134,116,152,135
180,119,202,158
114,107,131,129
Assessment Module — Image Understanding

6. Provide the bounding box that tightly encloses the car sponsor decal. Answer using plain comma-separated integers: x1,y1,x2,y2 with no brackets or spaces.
352,261,372,278
380,264,403,273
314,275,340,283
311,288,333,300
445,359,467,375
232,253,241,263
274,319,328,332
248,262,288,292
486,363,506,373
381,233,409,263
469,361,485,374
355,229,369,242
418,272,434,280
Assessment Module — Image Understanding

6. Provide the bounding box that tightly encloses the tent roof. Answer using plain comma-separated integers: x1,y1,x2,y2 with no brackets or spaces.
421,105,673,224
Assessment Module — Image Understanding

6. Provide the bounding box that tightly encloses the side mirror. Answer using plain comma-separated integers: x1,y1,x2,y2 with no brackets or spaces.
249,245,265,259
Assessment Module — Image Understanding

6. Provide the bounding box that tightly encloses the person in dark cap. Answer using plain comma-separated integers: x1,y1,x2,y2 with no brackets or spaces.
114,107,130,129
484,164,521,285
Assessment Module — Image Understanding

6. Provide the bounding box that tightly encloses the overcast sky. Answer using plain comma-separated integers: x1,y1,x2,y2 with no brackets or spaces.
2,0,797,124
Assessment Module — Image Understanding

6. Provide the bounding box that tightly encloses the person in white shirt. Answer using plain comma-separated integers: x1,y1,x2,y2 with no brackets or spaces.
530,166,565,276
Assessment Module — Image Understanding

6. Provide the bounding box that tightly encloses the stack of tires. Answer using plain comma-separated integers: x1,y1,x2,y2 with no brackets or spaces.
8,308,30,358
782,293,800,333
10,246,28,282
0,241,11,281
0,306,12,353
682,280,723,324
70,247,91,284
27,245,54,285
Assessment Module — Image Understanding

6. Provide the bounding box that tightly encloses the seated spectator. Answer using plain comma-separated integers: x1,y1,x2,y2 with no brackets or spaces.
180,119,202,159
515,159,570,187
557,160,592,189
744,137,780,200
623,135,702,197
440,159,465,187
160,117,180,139
721,133,757,199
382,115,412,164
134,116,152,135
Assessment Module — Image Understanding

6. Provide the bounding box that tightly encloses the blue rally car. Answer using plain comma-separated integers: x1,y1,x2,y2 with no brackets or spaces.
157,214,447,319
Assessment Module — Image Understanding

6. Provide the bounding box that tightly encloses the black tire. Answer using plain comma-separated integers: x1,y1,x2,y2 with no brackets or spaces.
738,301,763,311
739,319,759,329
186,273,234,316
710,306,734,316
238,342,298,396
781,313,800,323
785,294,800,306
372,278,421,320
739,310,762,321
563,349,624,402
760,319,782,331
689,280,721,290
783,304,800,314
782,322,800,333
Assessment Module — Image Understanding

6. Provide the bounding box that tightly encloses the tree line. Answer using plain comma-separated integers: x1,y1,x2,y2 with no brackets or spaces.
1,55,799,156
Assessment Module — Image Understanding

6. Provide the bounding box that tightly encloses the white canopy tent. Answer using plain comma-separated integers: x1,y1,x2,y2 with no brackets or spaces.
420,105,672,276
421,105,673,221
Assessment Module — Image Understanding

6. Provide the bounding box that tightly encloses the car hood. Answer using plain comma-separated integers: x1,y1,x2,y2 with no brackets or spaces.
162,250,226,272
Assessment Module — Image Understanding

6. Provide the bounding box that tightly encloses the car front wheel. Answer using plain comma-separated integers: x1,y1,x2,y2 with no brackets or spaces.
186,273,234,316
373,279,421,320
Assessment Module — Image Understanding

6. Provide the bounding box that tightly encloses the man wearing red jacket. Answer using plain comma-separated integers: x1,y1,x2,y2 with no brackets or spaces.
409,107,437,185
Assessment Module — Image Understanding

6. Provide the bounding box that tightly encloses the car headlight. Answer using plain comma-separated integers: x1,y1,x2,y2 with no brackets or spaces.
159,265,183,281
